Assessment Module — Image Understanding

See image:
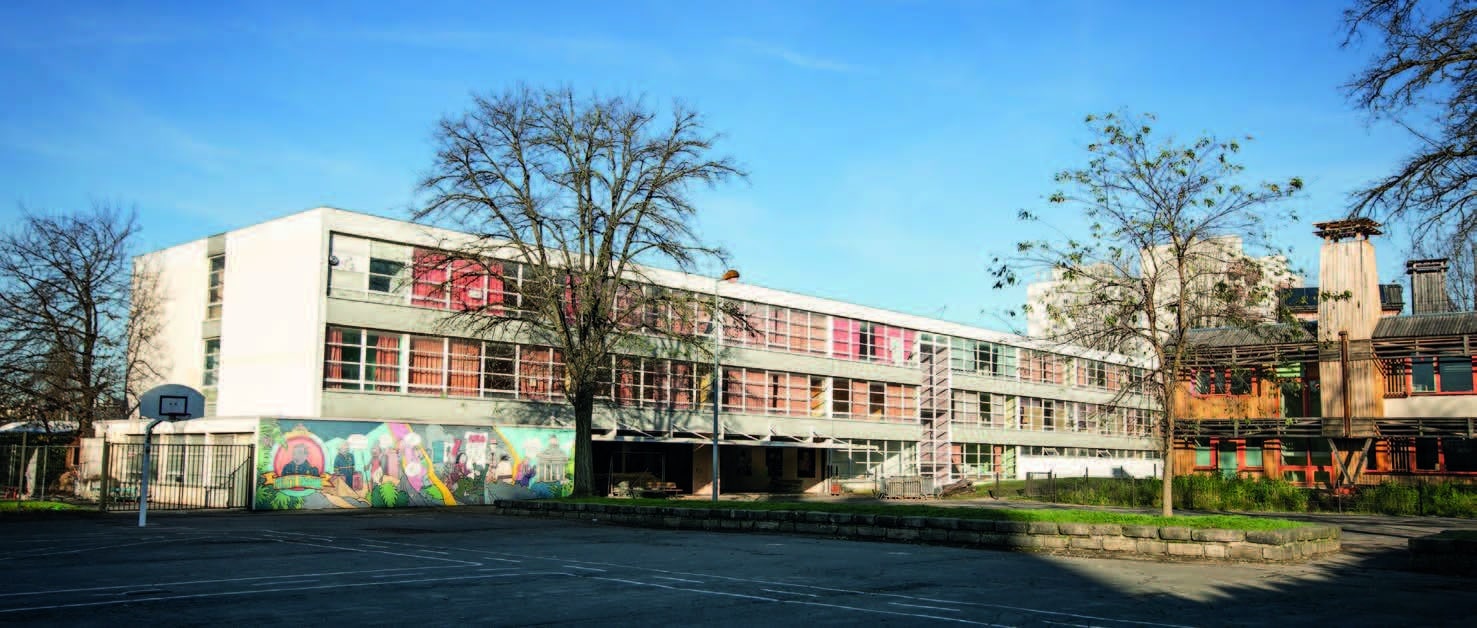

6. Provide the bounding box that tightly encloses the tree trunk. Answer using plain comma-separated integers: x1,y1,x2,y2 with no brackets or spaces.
1161,391,1175,517
571,387,596,498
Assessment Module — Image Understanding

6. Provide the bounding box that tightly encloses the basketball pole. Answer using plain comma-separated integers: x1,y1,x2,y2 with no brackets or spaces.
138,417,165,528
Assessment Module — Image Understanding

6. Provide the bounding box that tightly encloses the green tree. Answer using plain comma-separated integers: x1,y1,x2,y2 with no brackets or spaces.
990,112,1301,516
413,86,744,497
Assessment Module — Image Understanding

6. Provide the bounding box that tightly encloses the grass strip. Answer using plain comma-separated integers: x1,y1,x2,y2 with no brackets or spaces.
0,500,81,512
558,497,1307,530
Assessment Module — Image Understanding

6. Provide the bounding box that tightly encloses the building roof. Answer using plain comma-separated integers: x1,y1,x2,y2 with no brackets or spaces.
1278,284,1404,314
1373,311,1477,338
1183,323,1314,349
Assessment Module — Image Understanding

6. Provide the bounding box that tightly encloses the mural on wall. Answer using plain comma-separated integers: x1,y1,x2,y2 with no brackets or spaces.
255,419,574,510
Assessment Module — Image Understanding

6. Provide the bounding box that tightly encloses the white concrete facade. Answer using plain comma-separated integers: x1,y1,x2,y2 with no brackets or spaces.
130,207,1161,491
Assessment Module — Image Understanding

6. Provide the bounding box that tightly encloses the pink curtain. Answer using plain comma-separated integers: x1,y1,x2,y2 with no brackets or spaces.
412,249,448,309
449,260,486,312
485,261,505,315
374,334,401,392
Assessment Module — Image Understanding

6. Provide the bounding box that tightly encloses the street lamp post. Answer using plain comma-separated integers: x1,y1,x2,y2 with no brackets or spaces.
712,269,739,502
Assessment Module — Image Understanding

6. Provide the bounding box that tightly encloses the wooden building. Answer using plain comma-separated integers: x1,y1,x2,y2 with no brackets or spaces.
1176,219,1477,488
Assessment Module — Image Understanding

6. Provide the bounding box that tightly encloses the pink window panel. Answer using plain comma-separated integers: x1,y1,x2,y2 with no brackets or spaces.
411,249,448,309
901,330,916,362
485,262,507,311
448,259,487,312
832,318,857,359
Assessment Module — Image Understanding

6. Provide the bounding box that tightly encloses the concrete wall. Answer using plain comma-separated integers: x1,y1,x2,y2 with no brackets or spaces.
217,210,328,417
1385,396,1477,418
131,239,211,410
1017,454,1159,479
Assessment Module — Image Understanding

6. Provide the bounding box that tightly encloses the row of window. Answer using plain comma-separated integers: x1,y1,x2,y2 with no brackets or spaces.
949,391,1154,438
1021,446,1162,460
326,234,1139,390
1191,356,1477,400
323,326,922,421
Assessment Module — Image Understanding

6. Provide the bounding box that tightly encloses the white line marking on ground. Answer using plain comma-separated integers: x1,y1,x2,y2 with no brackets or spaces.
0,537,218,561
785,599,1004,626
277,539,481,567
0,572,572,614
652,576,704,584
760,589,816,597
586,577,778,602
251,579,318,587
890,602,962,613
565,565,606,572
462,549,1196,628
0,567,439,598
476,568,520,573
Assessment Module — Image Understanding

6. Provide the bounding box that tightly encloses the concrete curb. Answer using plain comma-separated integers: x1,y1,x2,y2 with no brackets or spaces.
493,500,1341,563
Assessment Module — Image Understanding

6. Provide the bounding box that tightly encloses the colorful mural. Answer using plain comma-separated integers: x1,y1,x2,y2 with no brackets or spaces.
254,419,574,510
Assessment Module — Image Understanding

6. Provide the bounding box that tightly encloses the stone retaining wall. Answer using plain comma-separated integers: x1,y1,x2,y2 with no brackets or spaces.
1410,531,1477,576
492,501,1340,562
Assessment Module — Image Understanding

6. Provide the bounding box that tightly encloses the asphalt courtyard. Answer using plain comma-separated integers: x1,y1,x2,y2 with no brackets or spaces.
0,507,1473,627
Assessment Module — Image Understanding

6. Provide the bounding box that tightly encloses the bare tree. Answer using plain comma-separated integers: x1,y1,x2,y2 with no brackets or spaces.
990,113,1302,516
1344,0,1477,294
0,204,154,440
414,86,745,497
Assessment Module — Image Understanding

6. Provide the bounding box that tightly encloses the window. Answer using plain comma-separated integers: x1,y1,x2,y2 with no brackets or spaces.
203,338,220,388
206,255,224,319
409,336,446,395
518,347,564,401
833,318,916,365
324,327,402,391
1411,356,1474,393
1192,368,1254,395
203,338,220,415
368,258,405,293
482,343,517,397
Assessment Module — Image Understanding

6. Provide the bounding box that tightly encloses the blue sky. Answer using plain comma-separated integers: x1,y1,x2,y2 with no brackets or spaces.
0,1,1419,332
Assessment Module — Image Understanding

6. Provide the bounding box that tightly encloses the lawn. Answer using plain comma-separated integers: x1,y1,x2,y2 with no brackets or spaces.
0,500,81,512
560,497,1307,530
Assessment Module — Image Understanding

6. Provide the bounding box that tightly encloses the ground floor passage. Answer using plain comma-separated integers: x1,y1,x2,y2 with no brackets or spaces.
594,440,1160,496
1176,436,1477,486
0,509,1470,627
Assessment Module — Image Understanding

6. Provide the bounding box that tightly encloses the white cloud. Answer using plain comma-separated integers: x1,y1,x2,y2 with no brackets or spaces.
727,38,862,74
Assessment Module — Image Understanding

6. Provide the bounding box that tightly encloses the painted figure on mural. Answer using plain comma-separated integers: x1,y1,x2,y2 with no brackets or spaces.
444,451,470,487
369,446,385,485
494,454,514,485
333,441,356,487
281,444,320,476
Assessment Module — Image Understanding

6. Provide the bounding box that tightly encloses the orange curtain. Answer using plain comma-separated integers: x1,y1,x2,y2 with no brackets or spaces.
409,336,444,394
324,327,345,386
448,339,480,397
374,333,401,392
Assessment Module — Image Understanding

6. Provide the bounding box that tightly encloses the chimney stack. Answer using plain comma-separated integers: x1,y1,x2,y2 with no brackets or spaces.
1406,258,1453,314
1312,218,1385,428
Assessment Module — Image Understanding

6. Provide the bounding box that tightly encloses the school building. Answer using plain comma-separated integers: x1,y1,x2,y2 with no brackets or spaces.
96,207,1158,510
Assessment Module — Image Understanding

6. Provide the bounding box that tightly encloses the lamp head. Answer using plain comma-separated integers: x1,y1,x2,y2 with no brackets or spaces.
720,269,740,282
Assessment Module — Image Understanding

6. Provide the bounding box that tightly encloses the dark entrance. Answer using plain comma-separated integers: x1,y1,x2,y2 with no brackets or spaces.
593,441,694,496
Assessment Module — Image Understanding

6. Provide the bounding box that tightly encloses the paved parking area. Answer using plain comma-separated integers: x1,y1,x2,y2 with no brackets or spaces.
0,508,1472,626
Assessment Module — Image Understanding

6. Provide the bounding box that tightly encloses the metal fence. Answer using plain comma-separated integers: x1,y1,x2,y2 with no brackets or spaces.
99,442,255,511
1,443,81,502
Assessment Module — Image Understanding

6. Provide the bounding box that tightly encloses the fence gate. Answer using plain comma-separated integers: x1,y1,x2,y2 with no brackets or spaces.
100,442,255,511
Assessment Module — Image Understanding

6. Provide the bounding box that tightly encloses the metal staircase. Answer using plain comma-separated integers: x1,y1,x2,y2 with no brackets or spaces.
918,343,954,488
